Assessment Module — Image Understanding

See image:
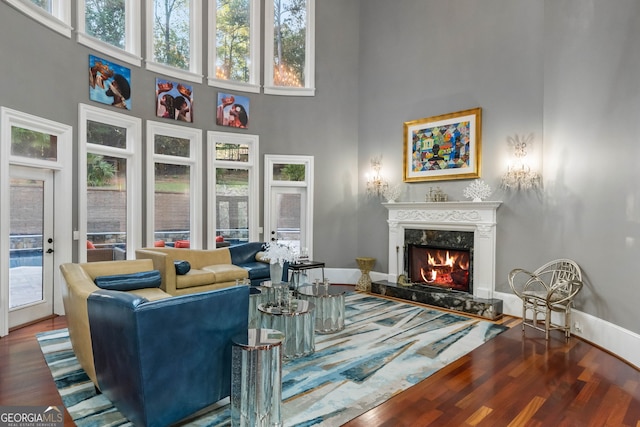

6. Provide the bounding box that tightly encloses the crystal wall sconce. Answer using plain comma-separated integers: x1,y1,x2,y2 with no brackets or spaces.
501,134,541,190
366,156,389,197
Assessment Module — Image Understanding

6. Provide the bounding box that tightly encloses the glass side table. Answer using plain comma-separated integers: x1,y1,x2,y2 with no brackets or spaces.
297,282,346,334
258,299,316,359
231,328,285,427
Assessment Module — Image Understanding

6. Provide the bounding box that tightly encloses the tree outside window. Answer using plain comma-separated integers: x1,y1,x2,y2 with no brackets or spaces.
85,0,126,49
273,0,306,87
152,0,191,70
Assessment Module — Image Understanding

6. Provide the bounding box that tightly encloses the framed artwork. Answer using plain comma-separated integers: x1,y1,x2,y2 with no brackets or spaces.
155,78,194,122
89,55,132,110
216,92,250,129
403,107,482,182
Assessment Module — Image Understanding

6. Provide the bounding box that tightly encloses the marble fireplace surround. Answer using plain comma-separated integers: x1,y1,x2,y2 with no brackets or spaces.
372,201,503,320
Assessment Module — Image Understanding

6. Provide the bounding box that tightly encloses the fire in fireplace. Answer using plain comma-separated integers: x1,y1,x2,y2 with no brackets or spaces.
407,244,472,293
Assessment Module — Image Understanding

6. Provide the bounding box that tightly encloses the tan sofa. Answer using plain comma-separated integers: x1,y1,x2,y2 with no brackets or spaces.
60,260,171,387
135,247,249,296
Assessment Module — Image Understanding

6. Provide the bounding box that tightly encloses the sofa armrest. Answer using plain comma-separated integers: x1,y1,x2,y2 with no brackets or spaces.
135,249,177,294
87,286,249,427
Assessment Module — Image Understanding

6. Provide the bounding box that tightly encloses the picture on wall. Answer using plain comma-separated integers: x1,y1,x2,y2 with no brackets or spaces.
216,92,249,129
89,55,132,110
403,107,482,182
155,78,194,122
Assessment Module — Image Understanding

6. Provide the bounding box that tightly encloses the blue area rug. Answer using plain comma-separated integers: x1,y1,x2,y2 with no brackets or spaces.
37,293,507,426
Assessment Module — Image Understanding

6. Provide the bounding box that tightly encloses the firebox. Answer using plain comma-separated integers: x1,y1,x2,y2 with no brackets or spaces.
407,244,472,293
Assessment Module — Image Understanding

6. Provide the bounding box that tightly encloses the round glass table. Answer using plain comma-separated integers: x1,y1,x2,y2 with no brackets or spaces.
258,299,315,359
297,283,346,334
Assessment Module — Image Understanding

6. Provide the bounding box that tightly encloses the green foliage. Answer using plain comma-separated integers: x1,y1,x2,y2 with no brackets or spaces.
282,164,306,181
274,0,307,84
216,0,251,81
87,154,116,187
153,0,190,69
85,0,126,49
11,127,55,159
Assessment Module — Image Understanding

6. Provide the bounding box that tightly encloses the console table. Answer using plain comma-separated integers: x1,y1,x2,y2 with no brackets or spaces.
287,260,325,290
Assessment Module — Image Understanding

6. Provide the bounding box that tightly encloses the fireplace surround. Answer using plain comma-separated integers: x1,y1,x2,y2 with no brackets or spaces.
373,201,503,319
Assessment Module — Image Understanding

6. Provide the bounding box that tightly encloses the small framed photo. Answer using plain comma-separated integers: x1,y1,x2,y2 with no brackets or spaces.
403,107,482,182
216,92,250,129
155,78,194,122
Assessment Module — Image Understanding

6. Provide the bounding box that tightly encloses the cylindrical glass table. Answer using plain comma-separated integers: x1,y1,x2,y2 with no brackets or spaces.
258,299,316,359
231,328,285,427
296,283,346,334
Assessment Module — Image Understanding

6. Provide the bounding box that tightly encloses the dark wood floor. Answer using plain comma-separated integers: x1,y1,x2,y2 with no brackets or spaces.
2,314,640,426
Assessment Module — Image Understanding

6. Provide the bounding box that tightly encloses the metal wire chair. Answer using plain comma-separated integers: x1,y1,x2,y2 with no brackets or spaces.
508,259,583,340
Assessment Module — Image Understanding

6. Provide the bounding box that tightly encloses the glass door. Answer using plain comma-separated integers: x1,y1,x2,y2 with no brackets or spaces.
269,186,306,253
9,166,55,328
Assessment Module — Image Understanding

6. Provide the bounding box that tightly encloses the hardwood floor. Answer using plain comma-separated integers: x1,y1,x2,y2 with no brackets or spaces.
2,315,639,426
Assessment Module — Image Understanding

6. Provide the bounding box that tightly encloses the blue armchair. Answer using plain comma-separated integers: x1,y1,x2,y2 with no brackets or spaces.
229,242,271,285
87,285,249,427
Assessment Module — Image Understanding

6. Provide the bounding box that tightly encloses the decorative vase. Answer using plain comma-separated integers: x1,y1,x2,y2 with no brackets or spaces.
270,263,283,284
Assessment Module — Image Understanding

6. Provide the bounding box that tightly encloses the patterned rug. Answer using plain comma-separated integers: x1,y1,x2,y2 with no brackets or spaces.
37,293,507,426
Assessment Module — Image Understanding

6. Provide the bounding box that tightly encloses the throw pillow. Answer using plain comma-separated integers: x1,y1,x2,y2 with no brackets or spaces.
94,270,162,291
175,240,190,248
154,240,165,247
174,260,191,275
87,240,96,249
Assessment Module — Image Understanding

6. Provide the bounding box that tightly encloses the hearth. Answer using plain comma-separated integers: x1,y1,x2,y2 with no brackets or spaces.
407,245,471,293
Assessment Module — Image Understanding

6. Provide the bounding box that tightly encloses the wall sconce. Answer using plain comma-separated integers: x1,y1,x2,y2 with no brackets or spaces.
366,156,389,197
501,134,541,190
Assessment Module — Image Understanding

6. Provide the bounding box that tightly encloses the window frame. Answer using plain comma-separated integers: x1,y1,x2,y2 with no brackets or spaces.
78,103,142,261
263,0,316,96
77,0,142,67
207,131,259,247
146,121,203,248
145,0,203,83
207,0,262,94
4,0,72,37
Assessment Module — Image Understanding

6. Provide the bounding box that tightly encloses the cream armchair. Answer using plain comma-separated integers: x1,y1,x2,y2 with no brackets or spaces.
508,258,583,340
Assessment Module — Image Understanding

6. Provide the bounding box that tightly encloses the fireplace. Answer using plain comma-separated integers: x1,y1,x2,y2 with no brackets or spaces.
407,244,471,293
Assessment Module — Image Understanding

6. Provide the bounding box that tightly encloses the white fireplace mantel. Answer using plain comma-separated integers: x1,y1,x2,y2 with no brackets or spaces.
383,201,502,299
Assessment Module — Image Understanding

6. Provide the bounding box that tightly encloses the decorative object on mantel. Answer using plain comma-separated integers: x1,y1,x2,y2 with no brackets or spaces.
463,179,492,202
263,242,298,284
426,186,448,202
366,156,389,197
355,257,376,292
403,107,482,182
501,133,541,190
382,183,403,203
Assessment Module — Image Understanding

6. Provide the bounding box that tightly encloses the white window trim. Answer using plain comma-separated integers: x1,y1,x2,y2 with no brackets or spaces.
77,0,142,67
4,0,72,38
0,107,73,336
146,121,202,248
207,0,261,94
263,0,316,96
145,0,203,84
207,131,260,248
264,154,314,255
78,103,142,261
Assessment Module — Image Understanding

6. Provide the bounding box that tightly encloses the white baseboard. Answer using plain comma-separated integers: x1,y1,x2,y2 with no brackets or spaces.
324,268,640,370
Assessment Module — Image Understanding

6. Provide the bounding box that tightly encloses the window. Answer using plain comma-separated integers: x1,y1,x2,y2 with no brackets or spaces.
79,104,142,261
264,0,315,96
146,121,202,248
77,0,142,66
146,0,202,83
4,0,71,37
208,132,259,247
208,0,261,93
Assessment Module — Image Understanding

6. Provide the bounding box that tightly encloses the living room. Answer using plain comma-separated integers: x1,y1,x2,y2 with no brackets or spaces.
0,0,639,399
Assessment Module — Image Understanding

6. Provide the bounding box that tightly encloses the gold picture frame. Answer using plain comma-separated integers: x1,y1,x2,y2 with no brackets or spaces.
403,107,482,182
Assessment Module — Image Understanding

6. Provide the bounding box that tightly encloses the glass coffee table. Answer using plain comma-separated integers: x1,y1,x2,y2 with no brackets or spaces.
258,299,315,359
297,283,346,334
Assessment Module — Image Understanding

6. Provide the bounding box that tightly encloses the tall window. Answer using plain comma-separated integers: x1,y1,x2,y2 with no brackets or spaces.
4,0,71,36
147,0,202,83
264,0,315,96
79,104,141,261
146,121,202,248
208,132,259,247
77,0,141,66
208,0,261,93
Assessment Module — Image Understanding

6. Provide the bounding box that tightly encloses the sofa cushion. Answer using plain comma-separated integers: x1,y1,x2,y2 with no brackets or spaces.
239,261,271,279
174,260,191,275
94,270,162,291
175,269,216,289
202,264,248,282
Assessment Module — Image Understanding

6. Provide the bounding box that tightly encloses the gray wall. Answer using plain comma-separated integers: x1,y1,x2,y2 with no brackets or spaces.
2,0,640,334
357,0,640,334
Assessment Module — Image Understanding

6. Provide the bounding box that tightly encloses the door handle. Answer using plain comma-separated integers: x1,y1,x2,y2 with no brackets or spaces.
46,248,54,254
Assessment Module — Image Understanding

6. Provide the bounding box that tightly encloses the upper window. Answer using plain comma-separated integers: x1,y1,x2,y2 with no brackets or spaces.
4,0,72,37
208,0,261,93
264,0,315,96
77,0,142,66
146,0,202,83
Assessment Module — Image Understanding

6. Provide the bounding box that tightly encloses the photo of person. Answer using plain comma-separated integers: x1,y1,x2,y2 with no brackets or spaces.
155,78,194,122
216,92,250,128
89,55,132,110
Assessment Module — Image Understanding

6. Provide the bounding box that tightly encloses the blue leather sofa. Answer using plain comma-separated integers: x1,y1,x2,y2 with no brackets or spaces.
87,285,249,427
229,241,287,285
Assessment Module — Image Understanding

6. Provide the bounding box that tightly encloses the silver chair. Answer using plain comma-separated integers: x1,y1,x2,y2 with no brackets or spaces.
508,259,583,339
